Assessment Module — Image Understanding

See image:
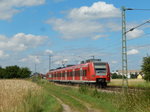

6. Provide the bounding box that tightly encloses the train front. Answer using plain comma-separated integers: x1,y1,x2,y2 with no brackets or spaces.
88,59,110,87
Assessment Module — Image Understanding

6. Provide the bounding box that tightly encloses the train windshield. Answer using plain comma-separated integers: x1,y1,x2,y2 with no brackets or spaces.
94,63,106,75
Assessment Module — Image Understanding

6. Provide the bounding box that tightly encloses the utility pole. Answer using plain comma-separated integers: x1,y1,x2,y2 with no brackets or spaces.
121,7,150,91
122,6,128,90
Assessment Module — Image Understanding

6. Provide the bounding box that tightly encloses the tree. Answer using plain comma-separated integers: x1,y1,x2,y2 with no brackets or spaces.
0,66,6,78
0,65,31,79
18,67,31,78
130,73,138,79
5,65,20,78
111,73,122,79
141,56,150,81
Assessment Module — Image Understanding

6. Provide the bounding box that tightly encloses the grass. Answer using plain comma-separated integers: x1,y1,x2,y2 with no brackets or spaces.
37,79,150,112
108,79,150,88
0,79,62,112
37,80,119,112
41,82,88,112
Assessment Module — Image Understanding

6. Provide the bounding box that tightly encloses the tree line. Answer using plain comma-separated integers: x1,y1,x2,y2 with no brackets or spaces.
0,65,31,79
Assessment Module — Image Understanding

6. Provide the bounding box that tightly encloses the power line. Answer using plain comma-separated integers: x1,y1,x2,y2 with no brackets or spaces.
126,8,150,11
126,19,150,34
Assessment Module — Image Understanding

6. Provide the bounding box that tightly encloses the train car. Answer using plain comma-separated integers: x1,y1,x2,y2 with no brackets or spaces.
46,59,110,87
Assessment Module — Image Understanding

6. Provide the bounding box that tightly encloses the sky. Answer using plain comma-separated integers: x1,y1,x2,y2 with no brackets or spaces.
0,0,149,73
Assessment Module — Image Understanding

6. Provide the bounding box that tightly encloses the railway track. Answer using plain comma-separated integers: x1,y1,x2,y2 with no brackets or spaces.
100,85,150,93
55,82,149,93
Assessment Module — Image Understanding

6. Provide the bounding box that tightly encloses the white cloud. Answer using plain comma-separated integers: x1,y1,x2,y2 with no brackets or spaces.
0,33,48,52
92,34,108,40
47,19,104,39
45,49,53,55
127,29,144,39
111,61,118,64
47,1,121,39
19,55,40,63
0,0,45,20
63,58,68,62
127,49,139,55
69,1,121,20
0,50,9,58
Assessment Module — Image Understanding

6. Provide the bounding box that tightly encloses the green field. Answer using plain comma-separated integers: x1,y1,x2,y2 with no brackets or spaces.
108,79,150,88
36,78,150,112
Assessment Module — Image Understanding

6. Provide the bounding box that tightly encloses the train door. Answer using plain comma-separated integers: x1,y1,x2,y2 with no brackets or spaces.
65,71,67,80
73,69,75,81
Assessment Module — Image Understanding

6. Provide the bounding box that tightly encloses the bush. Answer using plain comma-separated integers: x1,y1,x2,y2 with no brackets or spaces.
111,73,122,79
0,65,31,79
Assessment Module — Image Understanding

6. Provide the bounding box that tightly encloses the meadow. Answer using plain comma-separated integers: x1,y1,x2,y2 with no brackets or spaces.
36,78,150,112
108,79,150,88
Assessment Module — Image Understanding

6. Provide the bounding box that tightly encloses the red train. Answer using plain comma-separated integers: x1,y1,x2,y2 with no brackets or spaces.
46,59,110,87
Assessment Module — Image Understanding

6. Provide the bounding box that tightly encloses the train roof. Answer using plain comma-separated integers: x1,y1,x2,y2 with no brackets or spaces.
81,59,101,64
49,59,107,72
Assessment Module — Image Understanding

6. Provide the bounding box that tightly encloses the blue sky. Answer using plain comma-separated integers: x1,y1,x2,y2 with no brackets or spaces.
0,0,149,73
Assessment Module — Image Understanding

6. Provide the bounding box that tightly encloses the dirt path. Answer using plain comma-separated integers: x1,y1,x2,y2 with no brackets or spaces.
69,95,102,112
51,95,78,112
53,83,103,112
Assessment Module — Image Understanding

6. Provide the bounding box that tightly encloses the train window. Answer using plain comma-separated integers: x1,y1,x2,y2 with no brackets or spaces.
78,71,80,76
75,71,77,76
94,63,106,75
83,70,87,76
95,68,106,73
70,71,73,76
75,70,80,76
67,71,69,77
62,72,65,77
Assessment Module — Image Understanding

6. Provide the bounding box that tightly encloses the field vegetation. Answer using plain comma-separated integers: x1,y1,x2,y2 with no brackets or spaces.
1,78,149,112
0,79,62,112
108,79,150,88
35,78,150,112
